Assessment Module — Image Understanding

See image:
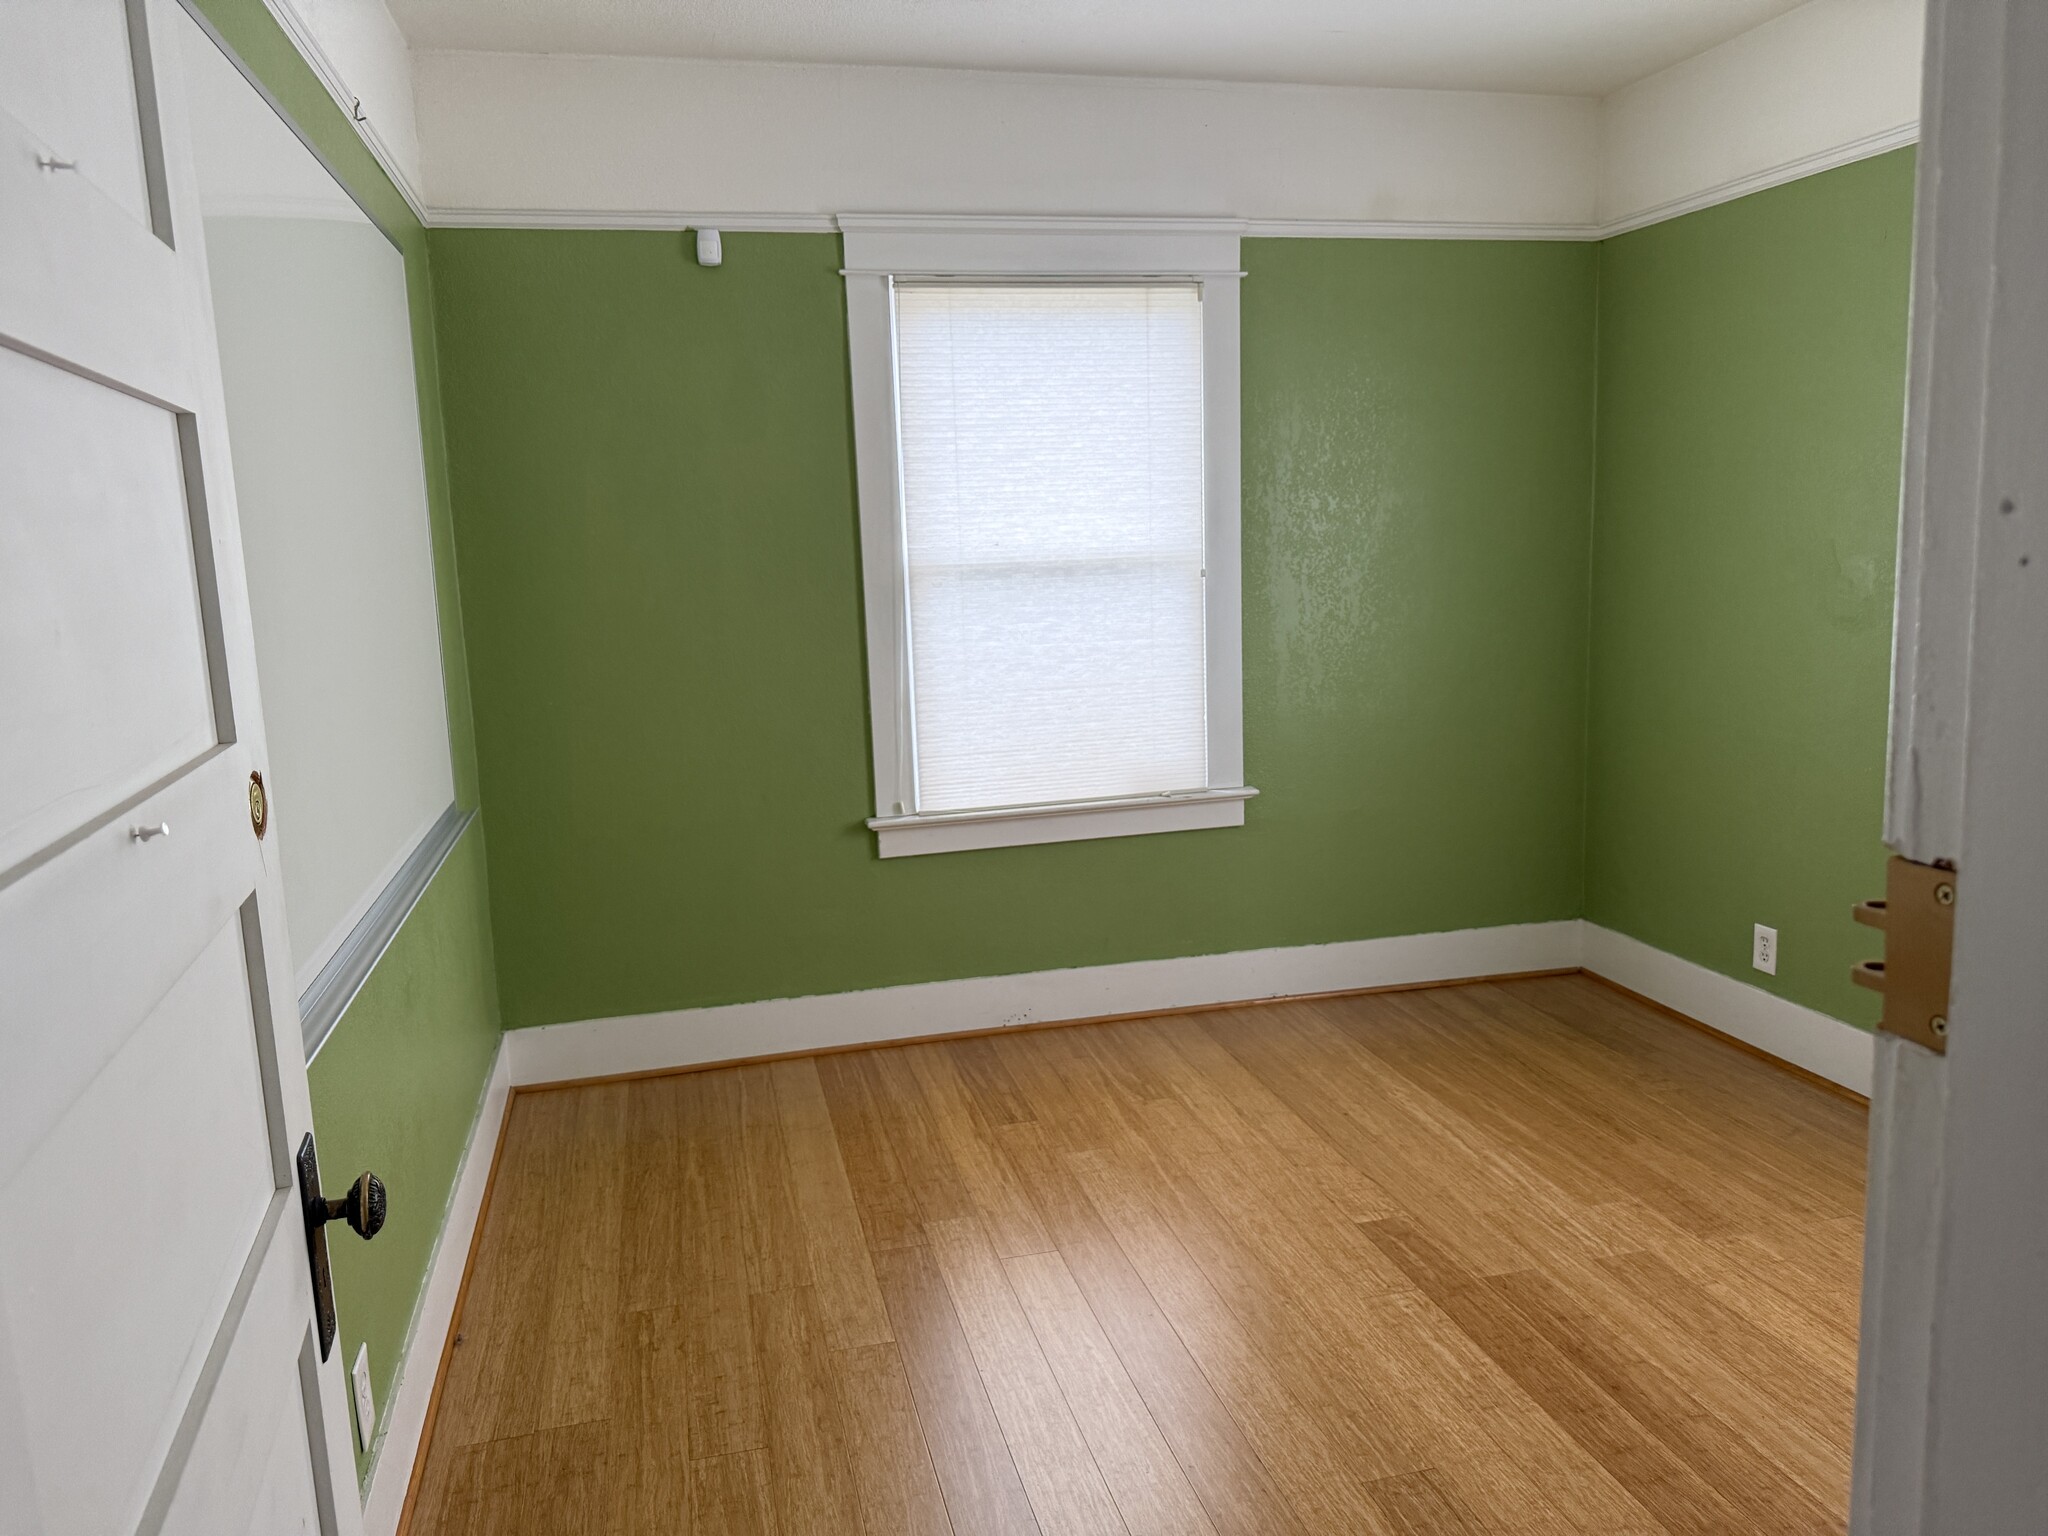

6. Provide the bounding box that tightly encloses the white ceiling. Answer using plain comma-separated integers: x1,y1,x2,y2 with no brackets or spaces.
388,0,1813,97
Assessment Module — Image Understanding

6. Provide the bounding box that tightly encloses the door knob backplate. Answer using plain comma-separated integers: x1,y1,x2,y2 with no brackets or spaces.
295,1133,386,1360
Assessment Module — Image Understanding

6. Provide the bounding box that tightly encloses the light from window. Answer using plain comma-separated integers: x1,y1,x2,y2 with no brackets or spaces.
893,282,1208,813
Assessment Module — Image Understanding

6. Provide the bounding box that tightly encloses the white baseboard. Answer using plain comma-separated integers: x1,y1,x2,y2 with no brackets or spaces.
504,920,1587,1086
360,1038,513,1536
502,922,1875,1094
1582,923,1874,1095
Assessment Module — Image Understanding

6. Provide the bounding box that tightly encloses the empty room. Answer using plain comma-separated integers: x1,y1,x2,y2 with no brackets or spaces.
10,0,2048,1532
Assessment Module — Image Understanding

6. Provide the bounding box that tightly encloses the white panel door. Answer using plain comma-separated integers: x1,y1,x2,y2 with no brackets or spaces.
0,3,364,1533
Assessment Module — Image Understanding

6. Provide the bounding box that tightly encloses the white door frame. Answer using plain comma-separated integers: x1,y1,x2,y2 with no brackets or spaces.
1852,0,2048,1528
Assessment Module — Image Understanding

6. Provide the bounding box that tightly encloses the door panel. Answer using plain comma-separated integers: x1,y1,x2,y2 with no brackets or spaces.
0,1,364,1530
0,748,263,1188
0,0,156,232
157,1251,331,1536
0,344,219,875
0,89,188,419
0,910,281,1535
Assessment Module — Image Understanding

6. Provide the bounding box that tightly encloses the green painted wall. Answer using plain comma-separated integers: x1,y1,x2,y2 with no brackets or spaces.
1584,149,1916,1026
189,0,503,1485
430,232,1599,1027
306,832,501,1480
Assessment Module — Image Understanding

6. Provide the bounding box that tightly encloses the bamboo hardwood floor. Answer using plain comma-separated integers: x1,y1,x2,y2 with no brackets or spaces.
405,973,1867,1536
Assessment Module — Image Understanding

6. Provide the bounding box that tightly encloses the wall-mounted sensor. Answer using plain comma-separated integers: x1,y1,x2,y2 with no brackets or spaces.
695,228,722,267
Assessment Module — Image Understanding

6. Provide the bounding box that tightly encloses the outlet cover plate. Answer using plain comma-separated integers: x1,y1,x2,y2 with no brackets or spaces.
1753,923,1778,975
351,1344,375,1452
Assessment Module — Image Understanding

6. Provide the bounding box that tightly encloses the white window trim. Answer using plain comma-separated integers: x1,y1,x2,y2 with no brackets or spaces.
842,215,1253,859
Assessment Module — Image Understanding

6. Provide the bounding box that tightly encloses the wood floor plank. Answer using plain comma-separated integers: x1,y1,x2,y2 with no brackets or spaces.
422,1090,556,1449
1003,1247,1220,1536
1471,1402,1665,1536
1491,1267,1841,1533
1000,1027,1133,1154
1102,1107,1432,1485
435,1086,626,1447
875,1241,1044,1536
769,1056,894,1350
927,1216,1129,1535
992,1119,1307,1536
409,976,1866,1536
1365,1214,1752,1536
422,1420,615,1536
612,1306,691,1536
620,1070,689,1313
951,1034,1040,1128
833,1341,956,1536
1131,1014,1401,1223
1269,1001,1627,1267
816,1049,926,1253
1364,1468,1491,1536
866,1045,980,1228
677,1070,767,1460
1180,1127,1410,1298
1093,1020,1263,1155
1506,977,1866,1203
1432,1450,1612,1536
1589,1249,1853,1486
1434,985,1863,1242
1338,990,1703,1222
738,1062,815,1295
907,1042,1056,1258
688,1449,779,1536
1068,1147,1400,1536
1201,1006,1540,1278
1067,1021,1175,1107
1706,1226,1861,1355
752,1285,868,1532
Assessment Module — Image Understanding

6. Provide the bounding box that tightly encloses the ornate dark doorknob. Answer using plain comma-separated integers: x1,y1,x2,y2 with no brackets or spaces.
295,1133,388,1359
315,1169,387,1240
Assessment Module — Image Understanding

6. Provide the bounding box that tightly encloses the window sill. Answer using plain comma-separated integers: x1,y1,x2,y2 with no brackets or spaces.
868,786,1258,859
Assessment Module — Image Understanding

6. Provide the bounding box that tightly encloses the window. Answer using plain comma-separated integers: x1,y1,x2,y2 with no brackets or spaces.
844,219,1252,857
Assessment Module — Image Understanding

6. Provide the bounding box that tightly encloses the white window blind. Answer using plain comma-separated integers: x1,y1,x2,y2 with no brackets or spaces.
894,282,1209,814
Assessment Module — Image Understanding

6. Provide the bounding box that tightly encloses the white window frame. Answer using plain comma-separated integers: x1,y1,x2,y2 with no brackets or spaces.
842,216,1254,859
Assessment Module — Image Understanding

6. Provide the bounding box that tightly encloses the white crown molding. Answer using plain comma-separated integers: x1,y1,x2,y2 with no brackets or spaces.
1596,120,1919,238
1242,217,1603,241
256,0,428,223
836,213,1249,237
423,206,1615,239
1582,924,1874,1094
422,206,841,232
358,1038,511,1535
837,213,1244,277
419,125,1915,243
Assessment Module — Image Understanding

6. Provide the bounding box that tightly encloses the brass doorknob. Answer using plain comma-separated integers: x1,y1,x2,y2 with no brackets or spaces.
315,1170,387,1240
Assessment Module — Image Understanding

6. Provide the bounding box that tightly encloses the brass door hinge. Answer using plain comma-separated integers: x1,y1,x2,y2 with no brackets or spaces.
1852,855,1957,1054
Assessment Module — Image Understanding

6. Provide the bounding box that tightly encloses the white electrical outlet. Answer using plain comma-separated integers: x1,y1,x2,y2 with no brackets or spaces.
351,1345,375,1453
1753,923,1778,976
